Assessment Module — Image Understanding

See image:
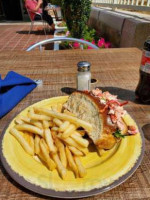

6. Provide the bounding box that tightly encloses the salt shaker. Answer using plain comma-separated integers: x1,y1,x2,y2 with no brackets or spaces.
77,61,91,91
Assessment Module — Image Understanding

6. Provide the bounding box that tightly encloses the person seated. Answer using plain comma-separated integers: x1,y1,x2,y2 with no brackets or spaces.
25,0,55,32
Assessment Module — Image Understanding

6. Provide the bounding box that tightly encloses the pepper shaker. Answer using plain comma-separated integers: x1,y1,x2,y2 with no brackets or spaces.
77,61,91,91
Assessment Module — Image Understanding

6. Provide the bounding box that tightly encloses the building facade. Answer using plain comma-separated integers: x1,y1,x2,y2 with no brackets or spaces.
0,0,26,20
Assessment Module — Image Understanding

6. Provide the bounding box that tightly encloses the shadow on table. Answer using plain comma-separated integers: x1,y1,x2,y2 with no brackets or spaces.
61,86,136,101
142,124,150,141
16,30,55,50
99,86,137,102
0,164,62,200
16,30,54,35
61,87,76,95
61,86,141,104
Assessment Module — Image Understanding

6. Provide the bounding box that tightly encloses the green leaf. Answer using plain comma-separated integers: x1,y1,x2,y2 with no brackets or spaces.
62,0,92,38
113,130,125,139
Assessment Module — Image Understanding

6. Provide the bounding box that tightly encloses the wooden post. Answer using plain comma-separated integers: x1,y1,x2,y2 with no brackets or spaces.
131,0,134,5
136,0,139,5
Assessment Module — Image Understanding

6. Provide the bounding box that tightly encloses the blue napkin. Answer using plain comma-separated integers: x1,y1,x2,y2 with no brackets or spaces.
0,71,37,118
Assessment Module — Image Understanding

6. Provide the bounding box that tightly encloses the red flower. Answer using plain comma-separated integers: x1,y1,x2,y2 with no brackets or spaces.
98,38,105,48
87,40,96,49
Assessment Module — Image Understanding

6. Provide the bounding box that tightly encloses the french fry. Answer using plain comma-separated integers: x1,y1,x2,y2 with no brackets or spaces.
30,120,43,129
16,113,43,129
24,132,34,153
44,128,56,153
75,130,85,137
38,151,50,167
28,107,34,114
34,135,41,154
57,103,63,113
10,128,34,156
68,146,83,156
34,108,93,132
74,156,87,178
63,109,76,117
42,138,50,152
39,139,56,171
51,105,58,112
71,132,89,147
73,131,82,137
51,127,59,132
51,153,67,179
55,138,67,168
28,113,51,121
62,124,76,139
15,118,23,125
17,115,43,129
51,131,57,139
38,152,46,163
62,137,89,155
57,133,63,139
49,121,54,128
65,147,78,177
53,118,63,127
15,124,43,137
79,147,89,155
97,148,107,156
59,121,70,132
19,115,31,123
43,120,49,129
33,155,42,164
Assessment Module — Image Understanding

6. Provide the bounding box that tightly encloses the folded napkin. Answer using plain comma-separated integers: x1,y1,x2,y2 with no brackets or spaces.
0,71,37,118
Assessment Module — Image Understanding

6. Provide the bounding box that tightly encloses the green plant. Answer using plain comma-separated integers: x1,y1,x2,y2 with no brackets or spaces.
50,0,62,6
83,26,96,42
62,0,92,38
113,130,125,138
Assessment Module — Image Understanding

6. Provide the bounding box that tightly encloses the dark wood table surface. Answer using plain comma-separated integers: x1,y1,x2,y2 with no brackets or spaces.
0,48,150,200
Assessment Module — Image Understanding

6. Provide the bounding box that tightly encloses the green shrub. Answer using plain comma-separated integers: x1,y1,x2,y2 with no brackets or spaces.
50,0,62,6
62,0,91,38
83,26,97,42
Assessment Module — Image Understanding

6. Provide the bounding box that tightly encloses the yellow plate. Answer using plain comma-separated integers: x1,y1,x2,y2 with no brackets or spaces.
0,96,144,198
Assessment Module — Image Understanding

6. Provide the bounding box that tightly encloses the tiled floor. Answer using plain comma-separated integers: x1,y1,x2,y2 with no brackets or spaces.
0,23,53,51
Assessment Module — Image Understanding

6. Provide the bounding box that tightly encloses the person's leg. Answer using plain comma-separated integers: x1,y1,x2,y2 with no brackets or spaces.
34,14,42,21
42,12,55,31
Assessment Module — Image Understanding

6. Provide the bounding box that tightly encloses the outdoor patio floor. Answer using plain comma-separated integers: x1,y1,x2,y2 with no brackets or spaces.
0,24,53,51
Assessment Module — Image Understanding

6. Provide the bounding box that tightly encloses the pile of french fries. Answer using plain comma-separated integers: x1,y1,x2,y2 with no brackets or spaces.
9,104,93,179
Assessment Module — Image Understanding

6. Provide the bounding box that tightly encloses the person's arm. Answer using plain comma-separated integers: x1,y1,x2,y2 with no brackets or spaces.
26,0,43,13
33,0,43,12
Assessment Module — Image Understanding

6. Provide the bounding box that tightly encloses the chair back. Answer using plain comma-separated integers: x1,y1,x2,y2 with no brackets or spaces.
26,8,33,22
26,37,99,51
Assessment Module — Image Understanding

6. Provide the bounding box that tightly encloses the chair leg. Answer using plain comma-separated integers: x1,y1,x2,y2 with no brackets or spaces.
29,21,34,34
39,45,43,51
43,20,46,35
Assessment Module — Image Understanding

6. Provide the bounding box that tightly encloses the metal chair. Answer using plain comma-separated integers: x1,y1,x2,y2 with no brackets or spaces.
26,37,99,51
27,9,47,35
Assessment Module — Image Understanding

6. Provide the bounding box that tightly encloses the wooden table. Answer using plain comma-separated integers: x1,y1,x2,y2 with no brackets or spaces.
0,48,150,200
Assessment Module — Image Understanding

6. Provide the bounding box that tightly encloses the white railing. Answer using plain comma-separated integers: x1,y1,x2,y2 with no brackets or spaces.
92,0,150,11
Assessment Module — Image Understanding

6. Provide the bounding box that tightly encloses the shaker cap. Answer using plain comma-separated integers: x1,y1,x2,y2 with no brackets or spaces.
144,39,150,51
77,61,91,72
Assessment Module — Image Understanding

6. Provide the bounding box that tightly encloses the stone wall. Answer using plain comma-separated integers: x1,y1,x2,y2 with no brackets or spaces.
88,7,150,48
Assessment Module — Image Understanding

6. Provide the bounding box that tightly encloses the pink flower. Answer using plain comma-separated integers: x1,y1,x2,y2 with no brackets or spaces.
105,42,111,48
66,31,70,37
98,38,105,48
88,40,96,49
73,42,80,49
